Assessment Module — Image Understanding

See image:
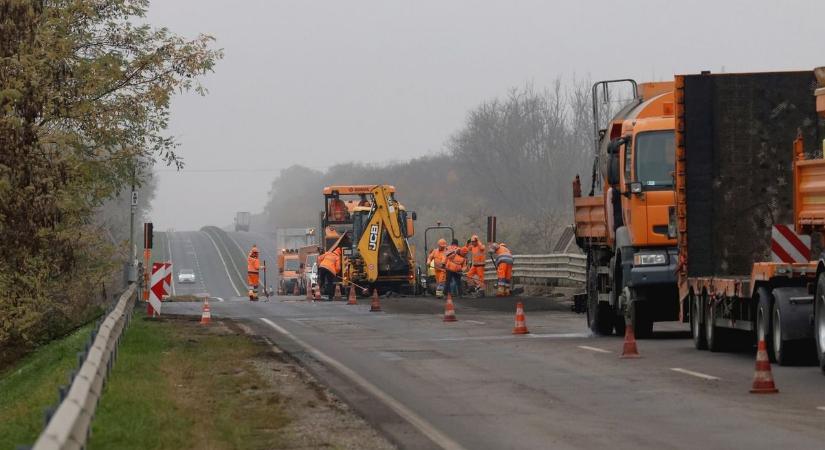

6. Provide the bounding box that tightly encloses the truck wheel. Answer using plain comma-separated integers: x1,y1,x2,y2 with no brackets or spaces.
588,301,614,336
756,288,775,362
771,300,795,366
705,295,722,352
690,292,707,350
614,315,626,337
817,273,825,374
630,300,653,339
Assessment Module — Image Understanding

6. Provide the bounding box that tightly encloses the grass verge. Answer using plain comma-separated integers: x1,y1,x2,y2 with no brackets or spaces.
88,313,290,450
0,323,94,448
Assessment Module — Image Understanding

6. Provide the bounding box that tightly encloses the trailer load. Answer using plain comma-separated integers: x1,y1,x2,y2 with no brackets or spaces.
676,68,825,370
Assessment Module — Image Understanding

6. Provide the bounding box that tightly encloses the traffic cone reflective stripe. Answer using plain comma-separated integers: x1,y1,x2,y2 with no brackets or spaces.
750,339,779,394
512,301,528,334
443,294,457,322
347,285,357,305
620,323,640,358
200,299,211,325
370,289,382,312
334,284,343,301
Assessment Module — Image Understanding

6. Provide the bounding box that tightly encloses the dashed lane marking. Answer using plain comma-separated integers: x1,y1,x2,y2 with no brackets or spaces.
214,297,224,302
259,318,466,450
816,406,825,412
464,320,486,325
203,231,242,297
670,368,720,381
578,345,611,353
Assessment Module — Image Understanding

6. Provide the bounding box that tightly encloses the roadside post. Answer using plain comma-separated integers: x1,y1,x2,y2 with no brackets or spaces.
143,222,153,303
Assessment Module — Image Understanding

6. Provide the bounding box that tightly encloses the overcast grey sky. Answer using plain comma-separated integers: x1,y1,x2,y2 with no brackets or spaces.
147,0,825,230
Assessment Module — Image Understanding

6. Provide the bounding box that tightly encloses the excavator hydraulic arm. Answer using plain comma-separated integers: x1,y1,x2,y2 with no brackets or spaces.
356,185,408,282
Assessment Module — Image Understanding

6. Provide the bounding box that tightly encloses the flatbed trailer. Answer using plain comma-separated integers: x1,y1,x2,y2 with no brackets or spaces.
676,69,825,369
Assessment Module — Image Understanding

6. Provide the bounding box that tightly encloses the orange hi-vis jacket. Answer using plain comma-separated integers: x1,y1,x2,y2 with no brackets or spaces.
318,248,342,276
428,247,447,270
493,245,513,265
445,245,468,273
247,254,260,286
470,243,486,267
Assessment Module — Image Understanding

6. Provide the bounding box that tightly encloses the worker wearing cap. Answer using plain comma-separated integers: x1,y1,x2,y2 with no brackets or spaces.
247,245,261,300
317,246,342,301
490,242,514,296
444,239,468,297
427,238,448,298
466,235,486,294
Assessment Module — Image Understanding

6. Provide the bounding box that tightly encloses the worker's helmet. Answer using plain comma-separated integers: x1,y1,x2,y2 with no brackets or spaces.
490,243,500,251
471,235,479,242
437,238,447,247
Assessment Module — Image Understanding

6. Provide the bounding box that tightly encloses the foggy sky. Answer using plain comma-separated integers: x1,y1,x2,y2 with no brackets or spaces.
147,0,825,230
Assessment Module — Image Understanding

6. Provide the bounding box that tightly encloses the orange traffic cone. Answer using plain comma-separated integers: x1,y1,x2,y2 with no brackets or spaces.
370,289,382,312
293,281,300,296
313,286,321,302
306,283,313,301
512,301,529,334
333,284,343,301
200,299,211,325
750,339,779,394
443,293,458,322
620,323,641,358
347,285,357,305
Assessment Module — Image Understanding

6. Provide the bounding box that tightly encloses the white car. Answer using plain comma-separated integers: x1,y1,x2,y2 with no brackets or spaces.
304,255,318,292
177,269,196,283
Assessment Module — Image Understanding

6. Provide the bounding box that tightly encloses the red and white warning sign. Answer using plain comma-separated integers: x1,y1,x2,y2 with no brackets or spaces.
771,224,811,263
149,262,165,316
163,261,172,298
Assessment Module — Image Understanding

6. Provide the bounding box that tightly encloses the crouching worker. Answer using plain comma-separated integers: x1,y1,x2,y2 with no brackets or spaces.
317,247,342,301
490,242,513,297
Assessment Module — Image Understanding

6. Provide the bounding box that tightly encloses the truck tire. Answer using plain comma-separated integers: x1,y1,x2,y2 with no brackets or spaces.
587,301,614,336
614,315,626,337
630,300,653,339
815,273,825,374
690,291,707,350
705,294,722,352
755,288,775,362
772,300,795,366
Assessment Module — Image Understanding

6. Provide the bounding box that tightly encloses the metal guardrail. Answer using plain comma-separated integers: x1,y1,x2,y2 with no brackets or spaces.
483,253,586,284
32,284,137,450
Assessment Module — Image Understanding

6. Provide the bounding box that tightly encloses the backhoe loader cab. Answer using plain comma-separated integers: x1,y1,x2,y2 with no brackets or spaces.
320,185,419,294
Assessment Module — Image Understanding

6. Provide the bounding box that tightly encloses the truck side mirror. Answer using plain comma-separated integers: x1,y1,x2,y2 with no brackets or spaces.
406,217,415,237
411,211,417,221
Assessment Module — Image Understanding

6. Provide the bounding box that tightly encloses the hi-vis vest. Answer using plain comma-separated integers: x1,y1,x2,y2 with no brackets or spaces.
445,246,467,272
470,243,486,266
494,245,513,265
247,256,260,274
429,248,447,270
318,249,341,275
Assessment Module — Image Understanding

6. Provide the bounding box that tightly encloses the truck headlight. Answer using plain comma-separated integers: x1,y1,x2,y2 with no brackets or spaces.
634,252,667,266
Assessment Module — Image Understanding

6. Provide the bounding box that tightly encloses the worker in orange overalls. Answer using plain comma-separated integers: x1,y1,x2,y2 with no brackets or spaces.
444,239,468,298
317,246,342,301
490,242,513,297
466,235,486,295
427,238,448,298
247,245,261,300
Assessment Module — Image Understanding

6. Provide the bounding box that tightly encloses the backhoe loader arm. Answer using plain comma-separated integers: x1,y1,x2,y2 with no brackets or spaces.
356,185,409,282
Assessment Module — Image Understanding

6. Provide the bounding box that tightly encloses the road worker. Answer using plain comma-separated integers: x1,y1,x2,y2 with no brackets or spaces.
357,194,371,207
444,239,468,297
466,235,486,295
317,246,342,300
427,238,448,298
247,245,261,301
490,242,514,296
329,196,349,221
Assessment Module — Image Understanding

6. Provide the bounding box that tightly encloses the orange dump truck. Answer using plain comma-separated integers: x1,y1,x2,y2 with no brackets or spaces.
277,249,304,295
676,68,825,371
573,80,679,337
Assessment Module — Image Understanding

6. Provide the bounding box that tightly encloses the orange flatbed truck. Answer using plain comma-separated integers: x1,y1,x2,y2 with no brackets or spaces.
573,80,680,337
676,69,825,371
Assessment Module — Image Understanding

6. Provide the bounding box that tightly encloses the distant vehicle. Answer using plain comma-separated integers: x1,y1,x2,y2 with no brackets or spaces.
304,254,318,295
178,269,196,283
234,211,250,232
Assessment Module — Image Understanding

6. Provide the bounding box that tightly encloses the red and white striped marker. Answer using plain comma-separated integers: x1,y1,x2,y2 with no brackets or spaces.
771,224,811,263
163,261,172,299
149,263,164,316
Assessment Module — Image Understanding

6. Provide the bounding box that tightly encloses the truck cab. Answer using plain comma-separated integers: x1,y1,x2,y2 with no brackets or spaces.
574,80,680,337
278,249,304,295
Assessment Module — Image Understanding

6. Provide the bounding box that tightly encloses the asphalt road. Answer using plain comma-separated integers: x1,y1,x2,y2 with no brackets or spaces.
159,230,825,450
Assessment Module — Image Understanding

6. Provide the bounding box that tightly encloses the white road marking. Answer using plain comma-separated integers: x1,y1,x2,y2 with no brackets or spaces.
816,406,825,412
203,231,242,297
464,320,486,325
529,333,590,339
214,297,224,302
670,368,720,381
578,345,611,353
259,318,465,450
